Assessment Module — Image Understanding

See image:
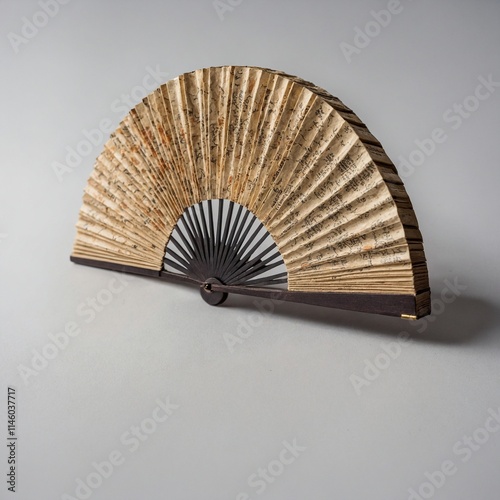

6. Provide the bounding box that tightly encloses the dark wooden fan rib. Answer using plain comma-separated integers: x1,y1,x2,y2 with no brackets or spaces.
163,200,288,288
69,256,427,318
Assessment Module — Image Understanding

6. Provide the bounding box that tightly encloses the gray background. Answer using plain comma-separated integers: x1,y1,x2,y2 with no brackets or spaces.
1,0,500,499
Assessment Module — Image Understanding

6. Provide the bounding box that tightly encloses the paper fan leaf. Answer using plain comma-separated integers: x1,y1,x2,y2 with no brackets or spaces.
71,66,430,319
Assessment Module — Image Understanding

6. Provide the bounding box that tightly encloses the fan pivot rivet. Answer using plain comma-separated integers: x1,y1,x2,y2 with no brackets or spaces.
200,278,227,306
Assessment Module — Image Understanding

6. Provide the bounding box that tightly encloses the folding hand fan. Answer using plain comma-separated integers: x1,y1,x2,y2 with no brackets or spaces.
70,66,431,319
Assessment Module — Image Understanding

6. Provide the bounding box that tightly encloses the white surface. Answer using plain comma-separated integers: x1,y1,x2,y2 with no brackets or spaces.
1,1,500,499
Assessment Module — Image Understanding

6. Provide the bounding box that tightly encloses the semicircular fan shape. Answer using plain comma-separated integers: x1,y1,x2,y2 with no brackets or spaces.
71,65,430,319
